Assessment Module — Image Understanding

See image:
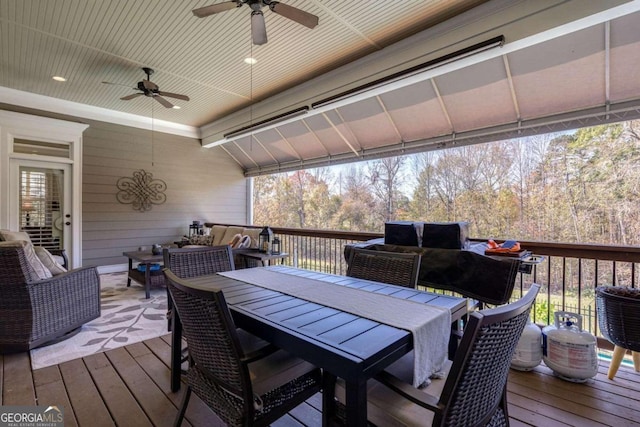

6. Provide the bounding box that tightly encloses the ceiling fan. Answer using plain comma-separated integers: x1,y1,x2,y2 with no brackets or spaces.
193,0,319,45
102,67,189,108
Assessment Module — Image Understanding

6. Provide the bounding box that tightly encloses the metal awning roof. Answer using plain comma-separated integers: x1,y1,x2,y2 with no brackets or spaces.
211,6,640,176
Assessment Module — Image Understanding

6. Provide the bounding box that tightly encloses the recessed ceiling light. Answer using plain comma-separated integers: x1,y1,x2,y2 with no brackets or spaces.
244,57,257,65
52,76,66,82
172,105,181,109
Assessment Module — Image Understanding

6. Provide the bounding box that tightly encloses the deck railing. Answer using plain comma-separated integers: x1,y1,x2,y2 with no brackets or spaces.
214,224,640,344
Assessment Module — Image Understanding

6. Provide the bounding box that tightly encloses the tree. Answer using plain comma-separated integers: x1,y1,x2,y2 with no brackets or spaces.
407,152,437,220
252,120,640,247
367,156,406,223
332,165,378,231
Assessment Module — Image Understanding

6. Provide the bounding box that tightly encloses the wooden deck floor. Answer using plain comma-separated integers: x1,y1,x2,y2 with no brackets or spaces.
2,334,639,426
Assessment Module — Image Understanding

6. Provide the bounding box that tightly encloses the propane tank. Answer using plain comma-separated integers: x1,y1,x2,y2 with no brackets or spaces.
511,320,542,371
542,311,598,382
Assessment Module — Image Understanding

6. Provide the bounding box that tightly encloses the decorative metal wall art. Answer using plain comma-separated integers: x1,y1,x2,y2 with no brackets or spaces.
116,169,167,212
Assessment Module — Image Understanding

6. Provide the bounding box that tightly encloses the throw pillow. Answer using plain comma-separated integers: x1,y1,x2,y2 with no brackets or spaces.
220,226,244,247
0,229,32,242
237,235,251,248
3,240,53,280
229,233,243,248
34,246,67,275
242,228,261,249
188,234,214,246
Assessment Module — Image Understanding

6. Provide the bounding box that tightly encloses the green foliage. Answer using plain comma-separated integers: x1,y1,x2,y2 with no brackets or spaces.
533,299,555,325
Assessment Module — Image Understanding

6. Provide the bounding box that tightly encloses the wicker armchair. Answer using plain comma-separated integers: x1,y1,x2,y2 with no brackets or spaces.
596,286,640,379
0,241,100,353
330,284,540,426
346,248,421,288
164,269,322,427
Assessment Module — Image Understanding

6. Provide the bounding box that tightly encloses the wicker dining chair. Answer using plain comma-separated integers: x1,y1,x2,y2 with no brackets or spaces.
596,286,640,379
163,245,236,327
329,284,540,426
163,245,241,372
346,247,421,288
163,245,236,278
164,269,322,427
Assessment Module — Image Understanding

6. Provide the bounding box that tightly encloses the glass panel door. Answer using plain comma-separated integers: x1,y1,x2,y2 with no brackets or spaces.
19,165,67,251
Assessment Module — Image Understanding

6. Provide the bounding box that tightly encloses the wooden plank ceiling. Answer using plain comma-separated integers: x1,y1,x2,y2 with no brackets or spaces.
0,0,485,126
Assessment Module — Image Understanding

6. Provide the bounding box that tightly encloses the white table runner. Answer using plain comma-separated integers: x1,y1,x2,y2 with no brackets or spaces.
219,268,451,387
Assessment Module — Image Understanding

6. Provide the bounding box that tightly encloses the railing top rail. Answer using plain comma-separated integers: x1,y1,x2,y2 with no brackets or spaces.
472,238,640,262
204,223,640,262
204,223,382,241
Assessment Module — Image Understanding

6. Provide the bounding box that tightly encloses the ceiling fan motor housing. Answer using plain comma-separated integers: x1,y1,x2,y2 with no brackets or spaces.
137,81,159,95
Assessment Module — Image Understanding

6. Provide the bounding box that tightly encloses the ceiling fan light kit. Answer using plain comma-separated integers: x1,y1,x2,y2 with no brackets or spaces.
193,0,319,45
251,10,268,45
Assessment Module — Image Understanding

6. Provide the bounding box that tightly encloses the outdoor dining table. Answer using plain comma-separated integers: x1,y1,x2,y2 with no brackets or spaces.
169,265,467,426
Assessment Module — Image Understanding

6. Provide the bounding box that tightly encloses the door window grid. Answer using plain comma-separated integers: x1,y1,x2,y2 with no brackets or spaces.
20,168,62,250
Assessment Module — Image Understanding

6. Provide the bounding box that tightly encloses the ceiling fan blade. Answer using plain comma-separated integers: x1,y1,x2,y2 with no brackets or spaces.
154,95,174,108
192,1,240,18
251,11,267,45
157,91,190,101
269,1,318,29
120,93,144,101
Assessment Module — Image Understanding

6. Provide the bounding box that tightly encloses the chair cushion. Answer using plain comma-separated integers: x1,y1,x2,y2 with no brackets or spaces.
600,286,640,299
248,350,318,397
51,254,66,266
335,352,451,427
0,229,32,242
34,246,67,275
210,225,228,246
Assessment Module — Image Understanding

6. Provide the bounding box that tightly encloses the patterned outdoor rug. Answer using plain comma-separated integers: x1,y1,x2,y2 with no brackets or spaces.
30,272,169,370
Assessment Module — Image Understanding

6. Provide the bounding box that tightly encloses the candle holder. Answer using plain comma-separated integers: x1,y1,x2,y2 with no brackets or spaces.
258,226,273,253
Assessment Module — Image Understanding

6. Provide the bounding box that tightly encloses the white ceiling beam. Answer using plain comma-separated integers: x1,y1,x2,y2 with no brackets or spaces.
502,55,521,121
232,140,261,169
0,86,199,139
250,134,279,165
273,128,302,160
322,112,360,157
431,79,454,133
219,145,246,169
300,119,331,156
333,108,361,150
375,95,403,143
